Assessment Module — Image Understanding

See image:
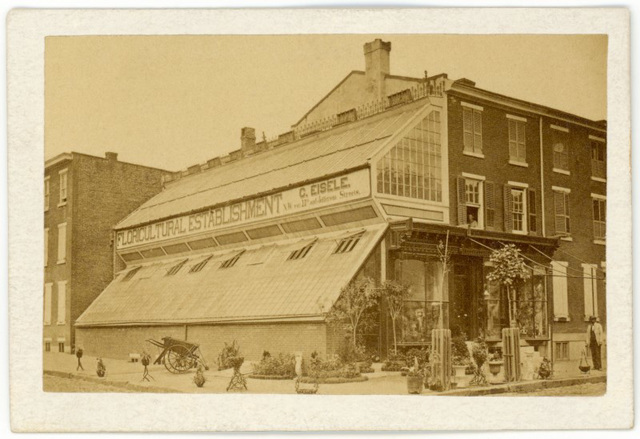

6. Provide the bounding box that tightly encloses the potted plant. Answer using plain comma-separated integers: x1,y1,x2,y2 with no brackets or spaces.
451,335,471,379
487,351,503,377
406,366,424,394
193,364,206,388
469,338,489,386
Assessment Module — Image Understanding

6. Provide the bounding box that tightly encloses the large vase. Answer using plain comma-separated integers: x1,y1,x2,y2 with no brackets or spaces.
406,375,424,394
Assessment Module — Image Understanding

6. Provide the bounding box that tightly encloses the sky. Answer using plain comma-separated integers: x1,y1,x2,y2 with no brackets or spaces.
45,34,607,172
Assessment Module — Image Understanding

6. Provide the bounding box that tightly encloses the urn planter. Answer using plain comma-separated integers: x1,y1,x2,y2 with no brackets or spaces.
406,375,424,394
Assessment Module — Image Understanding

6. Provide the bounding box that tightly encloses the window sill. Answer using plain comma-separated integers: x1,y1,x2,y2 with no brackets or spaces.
43,323,51,326
560,236,573,242
511,230,528,235
463,151,485,159
57,260,66,265
44,207,49,213
57,322,66,326
593,239,606,246
509,160,529,168
584,316,599,322
554,316,571,322
57,201,67,208
553,168,570,176
591,176,606,183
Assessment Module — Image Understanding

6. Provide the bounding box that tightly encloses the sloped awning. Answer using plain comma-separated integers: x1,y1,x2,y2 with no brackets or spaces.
76,224,387,327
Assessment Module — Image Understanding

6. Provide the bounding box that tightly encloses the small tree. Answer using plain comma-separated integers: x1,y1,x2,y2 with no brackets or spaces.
435,231,451,329
486,244,530,327
327,277,379,349
380,280,411,356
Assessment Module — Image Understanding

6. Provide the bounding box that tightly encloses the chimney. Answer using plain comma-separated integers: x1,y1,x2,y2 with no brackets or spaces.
363,39,391,100
241,127,256,153
105,152,118,161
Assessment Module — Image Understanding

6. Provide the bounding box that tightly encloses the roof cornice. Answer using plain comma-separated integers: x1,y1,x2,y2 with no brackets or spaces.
45,152,73,168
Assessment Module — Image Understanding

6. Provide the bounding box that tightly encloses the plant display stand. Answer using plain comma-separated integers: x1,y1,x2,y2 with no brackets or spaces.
226,367,248,391
502,327,521,382
430,328,452,391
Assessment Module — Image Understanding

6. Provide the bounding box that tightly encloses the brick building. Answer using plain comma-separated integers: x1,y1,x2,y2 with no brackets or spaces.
44,152,168,354
75,40,605,367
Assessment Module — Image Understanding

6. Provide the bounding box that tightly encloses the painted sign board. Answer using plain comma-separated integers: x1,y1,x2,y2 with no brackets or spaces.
116,168,371,250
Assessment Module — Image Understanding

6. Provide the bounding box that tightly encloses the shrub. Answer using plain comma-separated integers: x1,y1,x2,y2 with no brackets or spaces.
404,348,429,368
251,353,296,378
452,335,471,366
217,340,240,370
306,353,362,379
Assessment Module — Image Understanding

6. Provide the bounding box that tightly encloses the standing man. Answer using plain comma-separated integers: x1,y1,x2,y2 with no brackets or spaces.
585,316,604,370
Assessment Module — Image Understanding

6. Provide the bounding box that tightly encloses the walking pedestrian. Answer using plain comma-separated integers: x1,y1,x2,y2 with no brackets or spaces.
585,316,604,371
75,347,84,371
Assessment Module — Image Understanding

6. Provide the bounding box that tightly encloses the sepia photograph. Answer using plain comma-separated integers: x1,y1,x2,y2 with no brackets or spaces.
7,6,632,433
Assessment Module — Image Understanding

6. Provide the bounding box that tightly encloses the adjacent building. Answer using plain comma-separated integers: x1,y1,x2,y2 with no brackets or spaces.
44,152,168,354
75,40,606,367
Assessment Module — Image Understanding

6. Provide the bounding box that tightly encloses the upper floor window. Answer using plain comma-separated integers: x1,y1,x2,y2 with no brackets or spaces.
551,125,570,173
58,169,68,205
590,136,606,180
503,183,537,235
376,111,442,202
508,116,526,164
44,228,49,267
592,195,606,241
57,222,67,264
553,188,571,236
44,177,50,211
462,104,483,156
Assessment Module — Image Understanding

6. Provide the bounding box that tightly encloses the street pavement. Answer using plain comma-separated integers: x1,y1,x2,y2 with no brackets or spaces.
43,352,606,395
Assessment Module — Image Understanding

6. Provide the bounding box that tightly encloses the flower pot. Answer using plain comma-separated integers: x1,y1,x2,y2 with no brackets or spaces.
406,375,424,394
453,365,467,378
488,361,503,376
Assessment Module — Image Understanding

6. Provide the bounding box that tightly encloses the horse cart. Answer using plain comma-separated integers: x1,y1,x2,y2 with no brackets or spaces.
146,337,209,374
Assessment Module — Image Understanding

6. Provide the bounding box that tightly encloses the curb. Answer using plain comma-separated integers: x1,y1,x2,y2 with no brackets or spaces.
439,374,606,396
44,370,183,393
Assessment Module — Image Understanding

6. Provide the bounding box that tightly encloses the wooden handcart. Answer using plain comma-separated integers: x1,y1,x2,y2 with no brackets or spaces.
146,337,209,374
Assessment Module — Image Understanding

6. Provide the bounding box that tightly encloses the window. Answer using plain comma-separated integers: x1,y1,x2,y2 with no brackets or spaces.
57,223,67,264
555,342,570,361
511,188,526,233
592,197,606,241
58,169,68,205
395,259,448,344
334,232,363,254
121,266,141,281
551,261,569,320
44,341,51,352
485,265,548,339
44,177,50,211
456,176,485,228
376,111,443,202
553,189,571,235
44,283,52,325
463,105,483,155
58,342,65,353
551,126,569,173
190,256,213,273
166,259,188,276
288,241,315,260
57,281,66,324
220,251,244,269
508,117,526,163
44,228,49,266
583,264,598,319
590,138,606,180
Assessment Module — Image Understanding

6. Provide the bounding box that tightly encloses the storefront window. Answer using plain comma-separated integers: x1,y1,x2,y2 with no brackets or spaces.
395,259,448,344
484,265,548,339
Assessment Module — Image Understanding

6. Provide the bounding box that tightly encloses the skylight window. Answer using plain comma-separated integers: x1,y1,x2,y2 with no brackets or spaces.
220,251,244,269
287,240,316,261
190,256,213,273
334,232,364,254
121,266,141,282
166,259,188,276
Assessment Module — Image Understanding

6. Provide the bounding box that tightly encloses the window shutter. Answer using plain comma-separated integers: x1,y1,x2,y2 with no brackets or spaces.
582,264,597,318
528,188,538,234
473,111,483,151
551,261,569,319
44,284,52,325
57,281,66,324
463,108,473,151
457,177,466,226
554,192,565,234
503,185,513,231
484,181,496,229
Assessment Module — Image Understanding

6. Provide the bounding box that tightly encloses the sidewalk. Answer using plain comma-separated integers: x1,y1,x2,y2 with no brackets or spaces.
43,352,606,395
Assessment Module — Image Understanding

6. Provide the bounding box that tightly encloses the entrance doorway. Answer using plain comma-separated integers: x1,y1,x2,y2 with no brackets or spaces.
451,259,482,339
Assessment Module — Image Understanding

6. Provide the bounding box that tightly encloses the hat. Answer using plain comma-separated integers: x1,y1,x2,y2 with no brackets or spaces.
589,316,597,322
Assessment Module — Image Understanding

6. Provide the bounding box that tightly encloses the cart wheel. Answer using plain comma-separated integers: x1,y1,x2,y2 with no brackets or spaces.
166,345,195,374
